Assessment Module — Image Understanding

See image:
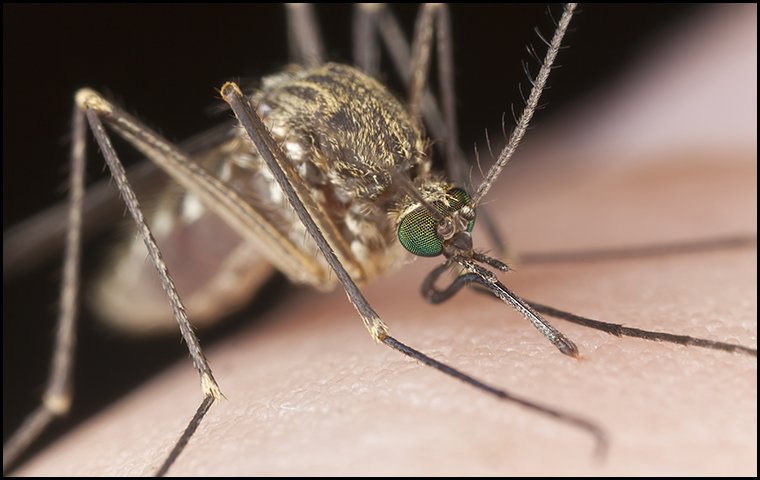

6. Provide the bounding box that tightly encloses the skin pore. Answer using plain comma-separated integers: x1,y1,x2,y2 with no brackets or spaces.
10,4,757,476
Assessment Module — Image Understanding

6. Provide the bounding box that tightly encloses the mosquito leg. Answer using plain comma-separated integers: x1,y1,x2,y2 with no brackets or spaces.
373,5,447,146
77,95,223,395
222,82,388,341
518,234,757,265
286,3,325,67
404,3,580,356
461,283,757,357
407,4,437,123
419,257,579,357
222,83,605,456
69,90,325,281
78,94,223,475
28,84,348,475
2,103,86,474
383,337,608,460
410,4,468,190
154,395,215,477
5,89,230,475
371,5,484,189
3,95,225,473
420,247,756,356
353,4,381,76
420,260,475,304
433,4,463,186
527,301,758,357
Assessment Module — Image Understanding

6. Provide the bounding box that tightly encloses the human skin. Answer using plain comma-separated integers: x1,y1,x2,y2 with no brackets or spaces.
11,5,757,477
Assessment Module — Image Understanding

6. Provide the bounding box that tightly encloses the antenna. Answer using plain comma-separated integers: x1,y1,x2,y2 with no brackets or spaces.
472,3,576,206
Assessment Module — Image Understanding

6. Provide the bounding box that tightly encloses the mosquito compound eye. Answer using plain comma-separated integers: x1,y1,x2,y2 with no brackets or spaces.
397,187,476,257
398,206,443,257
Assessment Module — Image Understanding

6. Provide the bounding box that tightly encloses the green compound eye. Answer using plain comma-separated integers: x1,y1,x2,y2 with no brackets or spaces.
398,205,443,256
397,188,476,257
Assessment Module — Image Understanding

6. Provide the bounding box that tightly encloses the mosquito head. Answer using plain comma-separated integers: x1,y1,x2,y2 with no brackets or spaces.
397,186,476,258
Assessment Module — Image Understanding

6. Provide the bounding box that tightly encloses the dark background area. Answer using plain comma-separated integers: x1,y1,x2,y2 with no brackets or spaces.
3,4,701,468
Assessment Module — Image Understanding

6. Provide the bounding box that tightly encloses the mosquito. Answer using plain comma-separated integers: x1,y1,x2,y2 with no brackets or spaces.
3,4,757,475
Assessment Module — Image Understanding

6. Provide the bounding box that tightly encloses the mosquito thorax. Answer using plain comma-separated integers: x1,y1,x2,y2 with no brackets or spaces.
238,63,438,283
